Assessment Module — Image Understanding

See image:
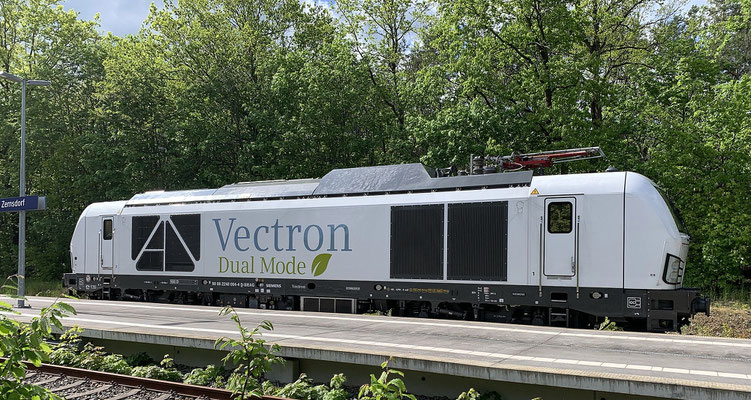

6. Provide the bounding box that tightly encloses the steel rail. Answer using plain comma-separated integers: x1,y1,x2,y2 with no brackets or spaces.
27,362,291,400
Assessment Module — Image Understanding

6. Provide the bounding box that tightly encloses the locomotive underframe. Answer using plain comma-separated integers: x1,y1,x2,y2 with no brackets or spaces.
63,273,706,333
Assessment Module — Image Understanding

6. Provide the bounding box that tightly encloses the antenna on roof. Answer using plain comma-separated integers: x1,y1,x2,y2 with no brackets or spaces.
468,146,605,175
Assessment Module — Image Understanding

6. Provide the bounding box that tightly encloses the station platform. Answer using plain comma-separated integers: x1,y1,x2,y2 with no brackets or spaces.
11,296,751,400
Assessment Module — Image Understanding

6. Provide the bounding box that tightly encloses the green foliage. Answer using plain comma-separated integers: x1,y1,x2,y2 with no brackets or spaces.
457,389,502,400
49,328,132,374
77,343,133,374
275,373,322,399
130,354,183,382
224,372,259,394
183,364,226,387
598,317,623,332
131,365,184,382
1,0,750,292
457,389,481,400
271,373,348,400
0,276,75,400
48,326,83,366
328,373,349,400
358,358,416,400
215,306,284,399
125,352,155,367
102,353,134,375
22,280,65,297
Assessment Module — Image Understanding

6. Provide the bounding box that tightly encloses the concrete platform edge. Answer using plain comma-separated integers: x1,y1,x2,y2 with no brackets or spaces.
59,326,751,400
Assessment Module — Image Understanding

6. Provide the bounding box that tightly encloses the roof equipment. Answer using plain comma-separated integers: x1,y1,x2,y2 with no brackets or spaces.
469,147,605,174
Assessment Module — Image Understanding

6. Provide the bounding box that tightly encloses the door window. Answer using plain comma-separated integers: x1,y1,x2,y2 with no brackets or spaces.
103,219,113,240
547,202,572,233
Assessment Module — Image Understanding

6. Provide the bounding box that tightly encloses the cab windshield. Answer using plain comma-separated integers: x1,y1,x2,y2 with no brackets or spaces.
654,185,686,233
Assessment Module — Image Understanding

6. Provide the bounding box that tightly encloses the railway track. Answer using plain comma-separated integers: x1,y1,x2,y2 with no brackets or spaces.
25,363,288,400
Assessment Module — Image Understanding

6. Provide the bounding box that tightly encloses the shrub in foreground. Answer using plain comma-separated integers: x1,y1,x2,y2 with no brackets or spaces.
0,276,76,400
183,364,226,387
131,355,183,382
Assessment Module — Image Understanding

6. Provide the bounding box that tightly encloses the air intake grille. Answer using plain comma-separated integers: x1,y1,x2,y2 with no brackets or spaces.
448,201,508,281
390,204,444,279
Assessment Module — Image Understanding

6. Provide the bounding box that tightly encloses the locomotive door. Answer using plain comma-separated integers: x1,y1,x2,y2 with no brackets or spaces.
99,216,114,272
543,198,577,276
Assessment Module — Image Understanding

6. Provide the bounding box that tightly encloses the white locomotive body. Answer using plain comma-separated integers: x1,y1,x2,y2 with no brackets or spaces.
64,164,708,331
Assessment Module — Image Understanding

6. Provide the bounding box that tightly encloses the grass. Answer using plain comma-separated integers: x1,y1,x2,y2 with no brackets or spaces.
678,283,751,339
706,287,751,308
681,301,751,338
12,279,66,297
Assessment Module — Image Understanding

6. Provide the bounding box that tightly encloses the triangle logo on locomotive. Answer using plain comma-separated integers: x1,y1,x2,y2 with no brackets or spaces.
132,215,200,272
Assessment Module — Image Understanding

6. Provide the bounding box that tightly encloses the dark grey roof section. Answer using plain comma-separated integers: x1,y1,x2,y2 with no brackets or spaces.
314,163,532,196
215,179,320,199
313,164,433,196
125,164,532,207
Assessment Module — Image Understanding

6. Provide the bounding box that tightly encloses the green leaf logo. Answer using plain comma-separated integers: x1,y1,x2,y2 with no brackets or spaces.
312,253,332,276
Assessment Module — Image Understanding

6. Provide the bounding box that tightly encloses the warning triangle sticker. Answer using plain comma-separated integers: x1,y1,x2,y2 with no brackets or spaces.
530,188,539,195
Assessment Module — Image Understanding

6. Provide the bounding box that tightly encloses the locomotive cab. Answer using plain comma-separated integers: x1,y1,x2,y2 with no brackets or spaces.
67,201,127,292
624,172,708,330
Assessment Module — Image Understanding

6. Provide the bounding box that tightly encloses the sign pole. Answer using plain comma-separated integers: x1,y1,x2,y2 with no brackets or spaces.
17,80,27,308
1,71,50,308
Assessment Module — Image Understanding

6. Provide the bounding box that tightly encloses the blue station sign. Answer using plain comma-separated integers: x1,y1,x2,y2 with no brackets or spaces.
0,196,46,212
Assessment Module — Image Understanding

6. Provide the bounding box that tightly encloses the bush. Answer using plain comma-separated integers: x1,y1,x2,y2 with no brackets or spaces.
131,355,183,382
49,329,131,374
215,306,284,399
101,353,133,375
49,327,83,366
456,389,503,400
326,373,349,400
183,364,226,387
275,374,322,399
126,352,155,367
75,343,132,375
597,317,623,331
0,276,76,400
225,372,260,394
358,358,416,400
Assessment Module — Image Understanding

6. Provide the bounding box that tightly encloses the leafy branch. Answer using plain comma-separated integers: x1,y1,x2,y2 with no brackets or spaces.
215,305,283,400
358,357,416,400
0,275,77,400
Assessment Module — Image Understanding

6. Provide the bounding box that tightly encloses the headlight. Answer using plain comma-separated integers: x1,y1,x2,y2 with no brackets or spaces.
663,254,684,284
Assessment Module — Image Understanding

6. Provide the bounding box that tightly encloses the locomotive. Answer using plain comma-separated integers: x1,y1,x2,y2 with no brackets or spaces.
63,148,709,332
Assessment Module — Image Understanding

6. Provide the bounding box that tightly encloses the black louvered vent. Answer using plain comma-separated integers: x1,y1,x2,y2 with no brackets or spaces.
390,204,444,279
448,202,508,281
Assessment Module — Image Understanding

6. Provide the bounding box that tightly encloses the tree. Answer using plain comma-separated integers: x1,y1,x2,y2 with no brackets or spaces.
0,0,108,279
336,0,430,162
